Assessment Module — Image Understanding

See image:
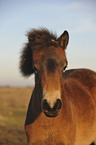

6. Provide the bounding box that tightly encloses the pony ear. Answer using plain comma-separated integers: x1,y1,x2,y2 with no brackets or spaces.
58,30,69,49
20,44,34,76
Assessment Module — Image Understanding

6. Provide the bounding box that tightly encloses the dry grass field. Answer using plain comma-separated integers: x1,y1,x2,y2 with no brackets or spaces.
0,87,33,145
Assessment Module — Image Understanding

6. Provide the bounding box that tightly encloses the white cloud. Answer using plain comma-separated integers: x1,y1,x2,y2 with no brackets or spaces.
67,0,96,11
67,1,84,9
63,1,96,33
73,18,96,33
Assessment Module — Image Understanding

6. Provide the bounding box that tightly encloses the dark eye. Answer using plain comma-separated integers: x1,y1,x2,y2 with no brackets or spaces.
34,66,38,73
63,60,68,72
63,65,67,70
63,65,67,72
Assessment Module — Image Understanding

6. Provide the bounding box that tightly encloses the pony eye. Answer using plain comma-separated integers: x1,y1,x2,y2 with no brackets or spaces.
34,66,38,73
63,61,68,72
63,65,67,70
63,65,67,72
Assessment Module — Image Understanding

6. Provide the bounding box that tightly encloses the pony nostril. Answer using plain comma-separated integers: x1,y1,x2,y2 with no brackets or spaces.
42,99,50,111
42,99,62,114
57,99,62,110
53,99,62,111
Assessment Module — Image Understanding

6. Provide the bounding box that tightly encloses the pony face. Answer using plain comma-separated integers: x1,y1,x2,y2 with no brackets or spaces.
20,28,69,117
33,45,68,117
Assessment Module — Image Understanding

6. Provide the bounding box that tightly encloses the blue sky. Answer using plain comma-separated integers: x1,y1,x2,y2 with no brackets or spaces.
0,0,96,86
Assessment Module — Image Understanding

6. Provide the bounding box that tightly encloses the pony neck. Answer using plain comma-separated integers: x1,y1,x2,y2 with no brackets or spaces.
25,75,42,125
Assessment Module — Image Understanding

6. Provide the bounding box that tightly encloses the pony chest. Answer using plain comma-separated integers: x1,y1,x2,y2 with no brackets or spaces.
26,124,65,145
25,113,66,144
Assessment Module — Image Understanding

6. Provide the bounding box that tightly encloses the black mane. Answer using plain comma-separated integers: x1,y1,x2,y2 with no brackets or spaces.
20,28,58,76
28,28,58,49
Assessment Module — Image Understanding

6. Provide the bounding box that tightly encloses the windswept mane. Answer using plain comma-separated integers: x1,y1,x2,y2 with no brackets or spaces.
20,27,69,76
20,28,58,76
28,28,58,49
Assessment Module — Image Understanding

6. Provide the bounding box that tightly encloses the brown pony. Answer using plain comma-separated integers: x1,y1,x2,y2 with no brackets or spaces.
20,28,96,145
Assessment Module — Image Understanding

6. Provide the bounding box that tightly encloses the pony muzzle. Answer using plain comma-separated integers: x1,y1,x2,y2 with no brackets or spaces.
41,98,62,117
